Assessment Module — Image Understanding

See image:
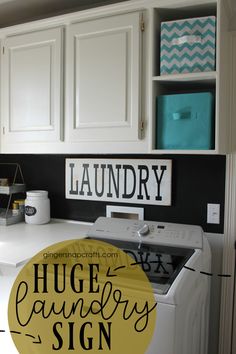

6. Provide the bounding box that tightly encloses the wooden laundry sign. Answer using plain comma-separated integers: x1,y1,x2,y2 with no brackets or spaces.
65,159,172,206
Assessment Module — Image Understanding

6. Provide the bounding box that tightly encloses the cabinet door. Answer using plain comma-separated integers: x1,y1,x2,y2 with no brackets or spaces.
2,27,63,143
66,12,142,142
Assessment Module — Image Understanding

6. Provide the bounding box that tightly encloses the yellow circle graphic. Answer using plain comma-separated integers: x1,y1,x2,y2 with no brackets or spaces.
8,238,156,353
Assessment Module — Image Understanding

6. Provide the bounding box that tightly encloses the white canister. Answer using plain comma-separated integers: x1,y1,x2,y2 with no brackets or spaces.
25,190,50,224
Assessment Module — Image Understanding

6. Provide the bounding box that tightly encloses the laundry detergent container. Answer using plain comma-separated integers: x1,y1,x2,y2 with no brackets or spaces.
156,92,214,150
160,16,216,75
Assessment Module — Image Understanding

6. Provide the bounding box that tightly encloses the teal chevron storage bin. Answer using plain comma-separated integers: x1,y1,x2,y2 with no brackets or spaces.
160,16,216,75
156,92,214,150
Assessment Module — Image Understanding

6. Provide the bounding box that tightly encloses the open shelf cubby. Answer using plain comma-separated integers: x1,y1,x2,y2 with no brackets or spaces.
148,1,229,154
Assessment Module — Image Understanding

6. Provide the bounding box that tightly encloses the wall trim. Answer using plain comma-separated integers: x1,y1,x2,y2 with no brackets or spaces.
219,32,236,354
219,155,236,354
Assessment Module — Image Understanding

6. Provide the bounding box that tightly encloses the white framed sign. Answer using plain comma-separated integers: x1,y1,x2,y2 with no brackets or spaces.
65,159,172,206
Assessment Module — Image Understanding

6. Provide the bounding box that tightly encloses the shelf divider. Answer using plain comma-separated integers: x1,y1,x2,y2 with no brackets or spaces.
153,71,217,83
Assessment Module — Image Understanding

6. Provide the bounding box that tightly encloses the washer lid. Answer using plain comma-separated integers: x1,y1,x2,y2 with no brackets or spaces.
87,236,194,295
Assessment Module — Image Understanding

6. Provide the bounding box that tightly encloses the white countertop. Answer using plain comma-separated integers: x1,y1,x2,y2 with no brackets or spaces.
0,219,92,267
0,219,94,353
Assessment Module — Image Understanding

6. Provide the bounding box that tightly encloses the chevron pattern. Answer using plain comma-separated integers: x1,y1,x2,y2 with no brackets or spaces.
160,16,216,75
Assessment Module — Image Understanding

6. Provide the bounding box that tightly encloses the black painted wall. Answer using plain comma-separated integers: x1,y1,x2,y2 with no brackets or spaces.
0,154,226,233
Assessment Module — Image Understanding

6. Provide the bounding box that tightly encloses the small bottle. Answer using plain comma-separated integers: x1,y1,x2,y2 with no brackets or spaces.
14,199,25,215
25,190,50,225
12,202,20,216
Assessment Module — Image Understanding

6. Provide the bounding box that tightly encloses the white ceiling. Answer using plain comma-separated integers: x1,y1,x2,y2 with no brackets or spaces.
0,0,128,27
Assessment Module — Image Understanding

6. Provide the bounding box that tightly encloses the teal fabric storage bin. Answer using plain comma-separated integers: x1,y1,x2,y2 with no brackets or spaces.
156,92,214,150
160,16,216,75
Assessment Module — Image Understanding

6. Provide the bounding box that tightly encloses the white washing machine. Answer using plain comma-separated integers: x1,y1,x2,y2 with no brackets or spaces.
87,217,211,354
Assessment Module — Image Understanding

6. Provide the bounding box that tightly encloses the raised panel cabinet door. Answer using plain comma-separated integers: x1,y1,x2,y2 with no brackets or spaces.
2,27,63,143
66,12,142,142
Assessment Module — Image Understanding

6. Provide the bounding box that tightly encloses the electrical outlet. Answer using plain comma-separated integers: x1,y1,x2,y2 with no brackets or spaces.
207,203,220,224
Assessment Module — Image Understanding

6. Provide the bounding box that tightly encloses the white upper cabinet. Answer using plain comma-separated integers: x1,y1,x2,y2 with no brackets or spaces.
1,27,63,143
0,0,232,154
65,12,142,143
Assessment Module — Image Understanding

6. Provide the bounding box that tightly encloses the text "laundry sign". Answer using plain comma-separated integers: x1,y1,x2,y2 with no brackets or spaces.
65,159,172,206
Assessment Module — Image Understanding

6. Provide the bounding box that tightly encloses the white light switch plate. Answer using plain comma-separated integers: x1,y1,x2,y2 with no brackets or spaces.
207,203,220,224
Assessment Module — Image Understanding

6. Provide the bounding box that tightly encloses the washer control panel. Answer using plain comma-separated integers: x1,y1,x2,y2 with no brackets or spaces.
87,217,203,249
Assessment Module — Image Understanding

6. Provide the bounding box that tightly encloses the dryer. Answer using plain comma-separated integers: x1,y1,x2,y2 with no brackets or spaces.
87,217,211,354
